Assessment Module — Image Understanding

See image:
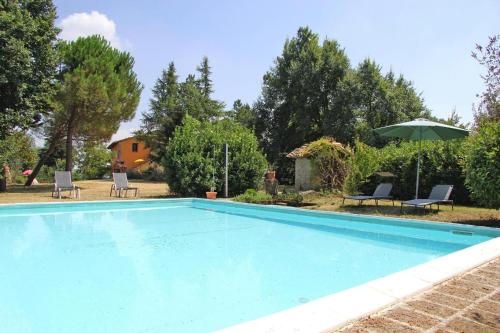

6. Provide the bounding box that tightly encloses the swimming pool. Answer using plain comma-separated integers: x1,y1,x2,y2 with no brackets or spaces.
1,199,498,332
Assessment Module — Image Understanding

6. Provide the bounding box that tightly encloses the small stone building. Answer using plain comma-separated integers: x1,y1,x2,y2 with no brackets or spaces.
287,138,345,191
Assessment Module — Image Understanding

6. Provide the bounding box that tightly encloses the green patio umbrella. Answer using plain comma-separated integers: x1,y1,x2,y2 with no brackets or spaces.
374,118,469,199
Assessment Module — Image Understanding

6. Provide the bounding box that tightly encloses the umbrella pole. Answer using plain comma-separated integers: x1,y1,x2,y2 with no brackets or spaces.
415,129,421,199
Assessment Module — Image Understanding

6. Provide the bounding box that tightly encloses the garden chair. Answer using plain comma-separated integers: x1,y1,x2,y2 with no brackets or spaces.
400,185,454,212
52,171,80,199
110,173,139,198
342,183,394,206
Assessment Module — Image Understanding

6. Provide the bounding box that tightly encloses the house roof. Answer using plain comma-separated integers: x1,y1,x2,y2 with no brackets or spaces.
286,137,345,159
107,136,137,149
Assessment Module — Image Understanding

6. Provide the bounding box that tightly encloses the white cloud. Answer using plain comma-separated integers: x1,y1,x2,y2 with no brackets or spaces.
59,11,128,49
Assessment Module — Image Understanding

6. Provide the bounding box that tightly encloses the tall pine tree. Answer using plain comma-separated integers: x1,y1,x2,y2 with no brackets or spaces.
138,57,224,162
196,56,213,98
137,62,181,162
196,57,224,119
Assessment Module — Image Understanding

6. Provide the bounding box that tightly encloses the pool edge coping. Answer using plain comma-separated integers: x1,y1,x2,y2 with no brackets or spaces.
1,197,498,235
215,237,500,333
195,199,500,235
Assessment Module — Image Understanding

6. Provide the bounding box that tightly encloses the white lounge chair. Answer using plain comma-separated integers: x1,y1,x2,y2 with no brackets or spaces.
342,183,394,206
401,185,454,212
52,171,80,199
110,173,139,198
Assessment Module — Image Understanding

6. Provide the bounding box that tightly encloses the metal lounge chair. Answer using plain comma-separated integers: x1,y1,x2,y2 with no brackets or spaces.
400,185,454,212
342,183,394,206
110,173,139,198
52,171,80,199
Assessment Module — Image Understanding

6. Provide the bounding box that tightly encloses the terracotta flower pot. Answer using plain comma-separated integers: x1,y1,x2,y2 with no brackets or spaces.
206,191,217,199
265,171,276,180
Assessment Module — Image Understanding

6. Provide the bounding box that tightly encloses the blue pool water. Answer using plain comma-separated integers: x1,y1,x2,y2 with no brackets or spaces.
1,199,498,332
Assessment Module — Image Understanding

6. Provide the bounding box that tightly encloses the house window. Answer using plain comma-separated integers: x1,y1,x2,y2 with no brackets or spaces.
132,143,138,152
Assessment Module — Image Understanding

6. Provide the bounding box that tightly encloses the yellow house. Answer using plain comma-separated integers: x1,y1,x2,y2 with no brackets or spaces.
107,137,151,172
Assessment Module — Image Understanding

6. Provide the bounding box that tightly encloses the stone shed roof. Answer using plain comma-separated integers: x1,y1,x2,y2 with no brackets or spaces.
286,137,345,159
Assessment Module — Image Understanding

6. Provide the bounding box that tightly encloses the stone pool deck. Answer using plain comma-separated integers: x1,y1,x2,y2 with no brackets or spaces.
336,257,500,333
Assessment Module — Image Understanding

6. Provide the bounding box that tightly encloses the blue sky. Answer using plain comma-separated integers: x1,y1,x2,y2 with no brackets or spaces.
54,0,500,141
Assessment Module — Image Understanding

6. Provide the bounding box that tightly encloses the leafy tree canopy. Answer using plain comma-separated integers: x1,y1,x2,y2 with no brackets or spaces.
0,131,37,174
464,120,500,208
255,27,430,179
0,0,59,139
472,35,500,125
229,99,256,130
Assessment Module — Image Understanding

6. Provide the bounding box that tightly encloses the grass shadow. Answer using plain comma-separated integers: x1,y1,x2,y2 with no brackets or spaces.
1,184,53,194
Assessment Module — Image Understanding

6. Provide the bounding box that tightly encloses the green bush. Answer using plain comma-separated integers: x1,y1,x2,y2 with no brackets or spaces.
75,144,112,180
142,164,165,181
36,165,55,183
233,189,273,203
274,191,304,206
36,159,65,183
0,131,37,182
164,116,268,196
344,140,380,194
126,169,143,179
464,121,500,208
371,140,468,203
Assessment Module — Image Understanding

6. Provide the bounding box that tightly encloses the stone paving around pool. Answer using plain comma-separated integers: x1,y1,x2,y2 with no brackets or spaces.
336,257,500,333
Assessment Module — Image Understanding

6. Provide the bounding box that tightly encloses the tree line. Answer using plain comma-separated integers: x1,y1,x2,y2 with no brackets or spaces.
139,27,432,181
1,1,497,204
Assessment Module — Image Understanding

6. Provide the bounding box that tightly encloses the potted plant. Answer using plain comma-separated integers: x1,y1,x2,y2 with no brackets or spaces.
206,186,217,199
265,164,276,180
206,157,217,199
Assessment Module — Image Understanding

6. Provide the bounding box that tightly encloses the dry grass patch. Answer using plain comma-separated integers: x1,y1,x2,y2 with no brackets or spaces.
301,192,500,228
0,179,170,204
1,182,498,228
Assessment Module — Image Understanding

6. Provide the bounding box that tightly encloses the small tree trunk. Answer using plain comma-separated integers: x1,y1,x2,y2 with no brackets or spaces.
0,165,9,192
65,126,74,171
25,133,63,186
65,114,76,172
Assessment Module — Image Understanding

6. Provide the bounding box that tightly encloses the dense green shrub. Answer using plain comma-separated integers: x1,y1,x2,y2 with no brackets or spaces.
274,191,304,206
464,121,500,208
233,189,273,204
234,189,303,206
142,164,165,181
75,144,112,180
343,140,380,194
0,132,37,183
36,159,65,183
368,140,469,203
164,116,267,196
126,169,143,179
